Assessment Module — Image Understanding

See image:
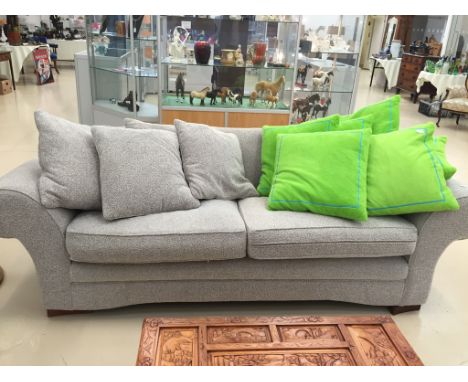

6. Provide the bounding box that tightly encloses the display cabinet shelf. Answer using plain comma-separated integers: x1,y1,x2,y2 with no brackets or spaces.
91,65,158,78
85,15,159,122
161,57,294,69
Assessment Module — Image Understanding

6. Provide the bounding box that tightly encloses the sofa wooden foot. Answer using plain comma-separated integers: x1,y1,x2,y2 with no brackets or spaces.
47,309,93,317
388,305,421,315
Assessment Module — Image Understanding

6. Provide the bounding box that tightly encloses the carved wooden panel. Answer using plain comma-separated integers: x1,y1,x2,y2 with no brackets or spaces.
136,315,423,366
278,325,343,342
207,326,271,344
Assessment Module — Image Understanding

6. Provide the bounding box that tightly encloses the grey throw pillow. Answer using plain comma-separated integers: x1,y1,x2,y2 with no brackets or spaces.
92,126,200,220
35,110,101,210
174,119,258,200
124,118,174,132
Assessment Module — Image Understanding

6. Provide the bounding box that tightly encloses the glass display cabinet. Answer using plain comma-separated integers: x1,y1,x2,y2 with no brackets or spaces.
291,15,364,124
158,16,299,127
85,15,159,121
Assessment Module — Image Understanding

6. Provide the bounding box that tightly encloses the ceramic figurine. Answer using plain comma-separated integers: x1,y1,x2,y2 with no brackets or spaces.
249,91,257,107
255,75,285,101
296,64,312,87
0,25,8,45
311,70,333,91
292,93,320,121
235,44,244,66
228,88,243,105
175,72,185,103
312,97,332,119
190,87,211,106
265,90,279,108
207,88,220,105
218,87,230,104
169,26,188,60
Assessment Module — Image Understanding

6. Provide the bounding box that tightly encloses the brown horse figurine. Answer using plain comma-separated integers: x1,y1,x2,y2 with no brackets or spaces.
255,75,285,100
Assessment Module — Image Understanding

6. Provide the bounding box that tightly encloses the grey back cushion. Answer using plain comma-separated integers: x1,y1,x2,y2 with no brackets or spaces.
124,118,174,132
125,119,263,187
35,110,102,210
92,126,200,221
174,119,258,200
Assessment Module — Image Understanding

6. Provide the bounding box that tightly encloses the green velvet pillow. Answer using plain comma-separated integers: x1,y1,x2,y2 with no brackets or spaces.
341,95,400,134
433,135,457,179
257,115,340,196
337,115,374,132
268,129,372,221
367,123,459,216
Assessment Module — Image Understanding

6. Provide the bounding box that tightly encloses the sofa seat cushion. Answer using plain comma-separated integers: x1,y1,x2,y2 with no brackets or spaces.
70,256,409,283
66,200,246,264
238,197,417,260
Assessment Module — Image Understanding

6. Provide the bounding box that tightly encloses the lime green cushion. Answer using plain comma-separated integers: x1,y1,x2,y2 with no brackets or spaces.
257,115,340,196
433,135,457,179
338,115,374,132
341,95,400,134
367,123,459,216
268,129,372,221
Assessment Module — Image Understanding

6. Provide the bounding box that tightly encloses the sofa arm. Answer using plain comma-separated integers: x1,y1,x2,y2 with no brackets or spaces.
400,178,468,306
0,160,77,309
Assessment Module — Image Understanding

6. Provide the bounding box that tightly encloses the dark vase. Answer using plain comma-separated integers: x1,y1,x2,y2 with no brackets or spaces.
194,41,211,65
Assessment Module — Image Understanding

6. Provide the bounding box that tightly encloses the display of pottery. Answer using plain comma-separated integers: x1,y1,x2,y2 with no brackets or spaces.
221,49,235,65
194,41,211,65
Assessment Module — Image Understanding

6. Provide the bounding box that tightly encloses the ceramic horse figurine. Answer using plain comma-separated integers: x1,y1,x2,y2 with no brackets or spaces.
175,73,185,103
255,75,285,101
312,97,332,119
265,89,279,109
292,93,321,121
311,70,333,91
190,86,211,106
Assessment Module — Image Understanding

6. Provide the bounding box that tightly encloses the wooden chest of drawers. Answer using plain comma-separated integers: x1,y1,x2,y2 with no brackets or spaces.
396,53,439,94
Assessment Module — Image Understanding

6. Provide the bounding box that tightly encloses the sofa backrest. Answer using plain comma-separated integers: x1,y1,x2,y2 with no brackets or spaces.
219,127,262,187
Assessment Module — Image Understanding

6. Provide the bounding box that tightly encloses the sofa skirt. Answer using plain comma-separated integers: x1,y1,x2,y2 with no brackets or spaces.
69,279,405,310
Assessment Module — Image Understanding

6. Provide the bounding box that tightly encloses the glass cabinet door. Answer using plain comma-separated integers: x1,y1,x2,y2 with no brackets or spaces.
85,15,159,121
291,15,364,123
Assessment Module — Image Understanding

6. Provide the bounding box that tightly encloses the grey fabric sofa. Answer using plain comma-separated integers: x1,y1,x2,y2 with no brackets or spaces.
1,127,468,316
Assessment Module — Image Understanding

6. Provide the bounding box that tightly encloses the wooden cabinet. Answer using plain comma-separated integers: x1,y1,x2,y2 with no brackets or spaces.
396,53,439,102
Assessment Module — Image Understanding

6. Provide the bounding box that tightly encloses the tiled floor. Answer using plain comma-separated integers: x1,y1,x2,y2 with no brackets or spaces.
0,65,468,365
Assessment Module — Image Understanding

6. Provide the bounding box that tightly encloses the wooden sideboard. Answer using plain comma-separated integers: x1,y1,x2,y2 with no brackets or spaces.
396,53,439,103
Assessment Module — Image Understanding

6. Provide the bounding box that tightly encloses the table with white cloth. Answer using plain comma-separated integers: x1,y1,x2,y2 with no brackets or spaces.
369,57,402,91
47,39,87,61
416,71,468,98
0,44,48,82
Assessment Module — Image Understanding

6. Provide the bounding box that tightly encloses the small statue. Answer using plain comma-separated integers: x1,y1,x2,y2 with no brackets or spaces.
249,91,257,107
175,72,185,103
235,44,244,66
169,26,188,60
190,87,211,106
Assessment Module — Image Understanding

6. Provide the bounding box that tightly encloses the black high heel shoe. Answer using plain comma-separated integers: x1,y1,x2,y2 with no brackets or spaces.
118,91,140,112
118,91,134,107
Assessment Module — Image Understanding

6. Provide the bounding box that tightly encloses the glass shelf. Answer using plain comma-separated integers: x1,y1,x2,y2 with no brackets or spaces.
161,57,294,69
91,65,158,78
90,31,158,42
162,94,289,111
291,87,354,94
